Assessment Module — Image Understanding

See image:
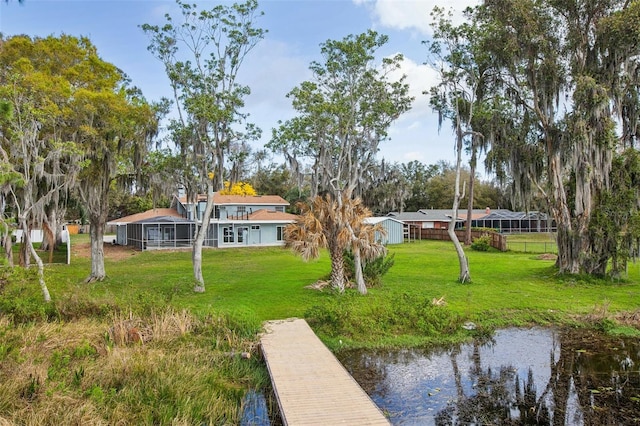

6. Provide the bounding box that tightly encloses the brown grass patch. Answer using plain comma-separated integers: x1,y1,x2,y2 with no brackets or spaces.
537,253,558,261
73,243,138,261
304,280,331,291
614,310,640,328
0,311,261,425
108,309,195,346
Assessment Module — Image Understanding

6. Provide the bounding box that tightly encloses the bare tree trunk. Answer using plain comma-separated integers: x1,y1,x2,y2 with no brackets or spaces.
0,195,11,266
80,165,111,283
28,235,51,303
42,219,54,264
353,246,367,295
87,214,106,282
548,153,580,274
329,243,346,292
192,182,215,293
19,229,30,267
450,126,471,283
3,231,13,267
449,219,470,283
20,217,50,302
465,147,477,245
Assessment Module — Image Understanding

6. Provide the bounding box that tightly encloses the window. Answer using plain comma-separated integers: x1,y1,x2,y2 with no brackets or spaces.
236,206,246,214
276,226,284,241
237,227,248,243
275,206,285,212
223,226,234,243
251,225,260,230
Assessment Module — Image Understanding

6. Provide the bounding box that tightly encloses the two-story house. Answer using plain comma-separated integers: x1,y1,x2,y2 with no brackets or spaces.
108,193,297,250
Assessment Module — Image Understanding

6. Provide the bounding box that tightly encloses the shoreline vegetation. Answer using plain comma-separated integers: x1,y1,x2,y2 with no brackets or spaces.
1,235,638,424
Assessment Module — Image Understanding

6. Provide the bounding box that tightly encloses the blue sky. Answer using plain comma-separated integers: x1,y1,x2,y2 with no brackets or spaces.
0,0,478,166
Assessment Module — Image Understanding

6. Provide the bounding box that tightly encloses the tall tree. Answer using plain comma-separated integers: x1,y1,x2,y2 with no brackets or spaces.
402,161,440,212
427,7,488,283
270,30,412,200
142,0,265,292
70,62,159,283
475,0,640,275
589,149,640,277
269,30,412,290
0,35,86,300
361,160,409,215
251,163,298,201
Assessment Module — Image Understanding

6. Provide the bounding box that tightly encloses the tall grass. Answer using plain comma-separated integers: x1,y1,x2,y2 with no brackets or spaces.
0,309,269,425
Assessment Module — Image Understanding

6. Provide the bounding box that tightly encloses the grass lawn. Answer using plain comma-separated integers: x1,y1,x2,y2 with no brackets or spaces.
34,235,640,345
44,235,638,320
505,232,558,253
1,235,639,424
505,232,556,242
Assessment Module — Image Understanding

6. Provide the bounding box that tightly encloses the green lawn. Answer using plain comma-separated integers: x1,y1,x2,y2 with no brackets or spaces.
505,232,558,253
37,235,640,344
506,232,556,242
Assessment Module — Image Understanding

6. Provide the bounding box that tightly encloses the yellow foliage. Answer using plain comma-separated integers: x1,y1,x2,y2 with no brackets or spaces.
220,181,257,196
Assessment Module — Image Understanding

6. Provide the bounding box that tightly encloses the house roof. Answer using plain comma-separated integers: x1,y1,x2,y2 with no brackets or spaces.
388,209,518,223
247,209,298,222
177,193,289,206
365,217,404,225
107,208,184,225
132,216,194,224
388,210,462,222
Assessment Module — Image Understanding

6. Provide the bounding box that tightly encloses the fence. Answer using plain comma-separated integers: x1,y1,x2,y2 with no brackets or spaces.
413,228,508,251
506,241,558,254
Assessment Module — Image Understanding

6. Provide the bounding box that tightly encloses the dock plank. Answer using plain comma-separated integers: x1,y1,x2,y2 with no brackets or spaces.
261,318,390,425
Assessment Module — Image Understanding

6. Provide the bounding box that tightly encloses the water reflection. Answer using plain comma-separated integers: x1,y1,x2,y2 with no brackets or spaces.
337,328,640,425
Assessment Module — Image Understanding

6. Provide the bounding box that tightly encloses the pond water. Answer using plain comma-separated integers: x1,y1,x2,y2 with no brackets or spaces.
336,328,640,425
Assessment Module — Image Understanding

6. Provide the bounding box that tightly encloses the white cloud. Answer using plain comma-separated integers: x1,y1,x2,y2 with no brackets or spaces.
379,54,461,164
242,39,311,111
402,151,426,162
387,55,439,125
356,0,481,35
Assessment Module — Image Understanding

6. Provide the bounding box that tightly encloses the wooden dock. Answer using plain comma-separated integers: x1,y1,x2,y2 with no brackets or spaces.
260,318,390,425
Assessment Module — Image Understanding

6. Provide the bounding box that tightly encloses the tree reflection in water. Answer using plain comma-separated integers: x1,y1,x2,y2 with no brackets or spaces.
337,328,640,425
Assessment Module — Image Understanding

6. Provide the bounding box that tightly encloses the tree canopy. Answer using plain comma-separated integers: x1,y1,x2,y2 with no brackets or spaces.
0,33,160,294
142,0,265,291
471,0,640,276
271,30,412,291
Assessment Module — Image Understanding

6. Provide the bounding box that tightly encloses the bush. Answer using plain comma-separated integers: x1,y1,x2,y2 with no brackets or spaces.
343,250,395,287
471,235,491,252
305,292,462,340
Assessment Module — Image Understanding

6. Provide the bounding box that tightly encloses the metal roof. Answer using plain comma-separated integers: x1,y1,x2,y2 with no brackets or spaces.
365,217,404,225
388,210,460,222
388,209,545,223
480,211,549,220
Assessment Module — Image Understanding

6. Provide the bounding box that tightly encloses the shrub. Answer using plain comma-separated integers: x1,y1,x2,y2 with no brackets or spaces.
305,292,462,340
343,250,395,287
471,235,491,252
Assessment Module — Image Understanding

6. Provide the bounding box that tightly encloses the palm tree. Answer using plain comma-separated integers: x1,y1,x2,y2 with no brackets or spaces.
285,194,385,294
286,194,348,292
341,197,387,295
